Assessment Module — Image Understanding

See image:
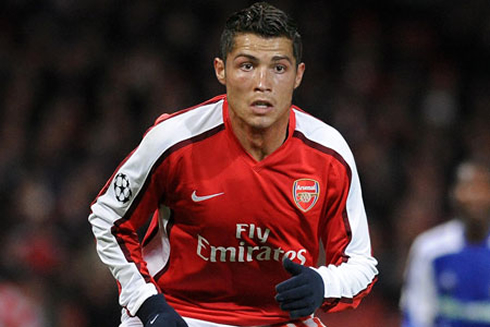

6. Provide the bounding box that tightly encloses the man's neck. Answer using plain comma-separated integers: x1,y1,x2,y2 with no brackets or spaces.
465,220,490,244
230,117,289,162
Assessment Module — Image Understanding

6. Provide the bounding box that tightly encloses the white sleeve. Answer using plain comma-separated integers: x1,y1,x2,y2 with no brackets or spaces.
400,237,438,327
312,161,378,306
88,103,225,316
88,123,170,316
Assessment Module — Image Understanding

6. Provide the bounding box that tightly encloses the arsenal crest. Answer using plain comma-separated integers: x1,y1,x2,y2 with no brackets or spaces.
293,179,320,212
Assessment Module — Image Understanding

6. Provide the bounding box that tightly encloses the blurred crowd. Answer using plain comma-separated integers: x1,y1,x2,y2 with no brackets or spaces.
0,0,489,326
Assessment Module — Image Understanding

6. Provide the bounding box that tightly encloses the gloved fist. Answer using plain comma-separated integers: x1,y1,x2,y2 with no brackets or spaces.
136,294,188,327
275,257,325,319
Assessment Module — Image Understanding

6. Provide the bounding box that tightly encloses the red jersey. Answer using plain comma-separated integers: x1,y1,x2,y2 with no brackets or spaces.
89,95,378,325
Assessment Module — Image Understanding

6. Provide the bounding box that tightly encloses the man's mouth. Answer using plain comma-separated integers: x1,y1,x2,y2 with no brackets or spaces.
251,100,273,110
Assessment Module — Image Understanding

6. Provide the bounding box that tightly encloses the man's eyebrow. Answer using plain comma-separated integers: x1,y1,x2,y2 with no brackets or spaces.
234,53,259,61
234,54,294,64
271,55,293,65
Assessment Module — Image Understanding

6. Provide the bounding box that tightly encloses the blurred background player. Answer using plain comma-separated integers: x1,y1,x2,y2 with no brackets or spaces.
88,2,377,327
400,159,490,327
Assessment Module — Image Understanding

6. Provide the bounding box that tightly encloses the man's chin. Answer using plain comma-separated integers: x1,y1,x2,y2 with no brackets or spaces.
247,117,274,131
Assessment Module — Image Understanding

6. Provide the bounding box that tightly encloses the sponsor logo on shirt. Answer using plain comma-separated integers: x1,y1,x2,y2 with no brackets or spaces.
191,190,224,202
196,223,307,264
293,179,320,212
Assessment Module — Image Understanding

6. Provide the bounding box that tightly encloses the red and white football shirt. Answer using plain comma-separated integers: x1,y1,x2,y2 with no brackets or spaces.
89,95,378,326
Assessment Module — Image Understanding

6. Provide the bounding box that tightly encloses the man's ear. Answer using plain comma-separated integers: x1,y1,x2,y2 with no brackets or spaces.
294,62,306,89
214,58,226,85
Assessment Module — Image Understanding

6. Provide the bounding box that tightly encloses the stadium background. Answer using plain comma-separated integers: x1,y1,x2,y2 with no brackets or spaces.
0,0,489,326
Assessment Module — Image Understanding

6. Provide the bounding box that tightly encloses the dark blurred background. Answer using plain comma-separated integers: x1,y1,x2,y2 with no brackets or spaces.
0,0,489,326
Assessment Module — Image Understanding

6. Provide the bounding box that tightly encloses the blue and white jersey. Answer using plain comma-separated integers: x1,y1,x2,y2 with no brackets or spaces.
400,219,490,327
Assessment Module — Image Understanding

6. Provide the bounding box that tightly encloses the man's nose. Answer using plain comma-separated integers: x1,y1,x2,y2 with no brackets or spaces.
254,67,272,92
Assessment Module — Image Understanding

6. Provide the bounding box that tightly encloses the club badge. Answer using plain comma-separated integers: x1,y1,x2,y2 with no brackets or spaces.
293,178,320,212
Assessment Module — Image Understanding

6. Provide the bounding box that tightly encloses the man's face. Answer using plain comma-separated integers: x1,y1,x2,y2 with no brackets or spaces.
214,33,305,130
453,164,490,225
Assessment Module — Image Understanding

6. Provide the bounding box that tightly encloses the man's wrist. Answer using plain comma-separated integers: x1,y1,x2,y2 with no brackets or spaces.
136,294,166,323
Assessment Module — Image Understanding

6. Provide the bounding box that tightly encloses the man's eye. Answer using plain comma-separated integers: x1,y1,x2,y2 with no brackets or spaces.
274,65,286,73
241,63,253,71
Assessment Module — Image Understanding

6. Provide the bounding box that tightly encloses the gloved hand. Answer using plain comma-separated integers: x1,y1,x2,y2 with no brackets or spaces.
275,257,325,319
136,294,188,327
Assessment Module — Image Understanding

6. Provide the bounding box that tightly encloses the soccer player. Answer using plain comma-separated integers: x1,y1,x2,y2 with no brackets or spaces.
88,2,378,327
400,159,490,327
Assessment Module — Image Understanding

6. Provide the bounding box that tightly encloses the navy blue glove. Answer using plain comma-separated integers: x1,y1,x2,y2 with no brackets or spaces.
275,257,325,319
136,294,188,327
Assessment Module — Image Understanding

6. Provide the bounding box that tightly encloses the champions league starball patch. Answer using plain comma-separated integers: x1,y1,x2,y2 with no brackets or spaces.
293,179,320,212
113,173,132,203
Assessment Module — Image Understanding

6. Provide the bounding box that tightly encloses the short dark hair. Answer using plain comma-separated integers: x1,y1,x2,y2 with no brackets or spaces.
220,2,302,65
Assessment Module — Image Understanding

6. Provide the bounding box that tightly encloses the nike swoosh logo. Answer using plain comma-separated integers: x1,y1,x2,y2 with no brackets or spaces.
149,313,159,325
191,190,224,202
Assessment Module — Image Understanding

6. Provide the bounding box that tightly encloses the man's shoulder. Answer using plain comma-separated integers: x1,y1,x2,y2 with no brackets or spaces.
293,106,337,133
292,106,353,164
138,96,226,154
411,220,464,260
154,95,226,126
416,220,463,244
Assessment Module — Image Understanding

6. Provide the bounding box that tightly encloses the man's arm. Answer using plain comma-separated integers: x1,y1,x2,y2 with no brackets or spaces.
275,139,378,317
313,156,378,312
399,235,438,327
88,117,172,317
